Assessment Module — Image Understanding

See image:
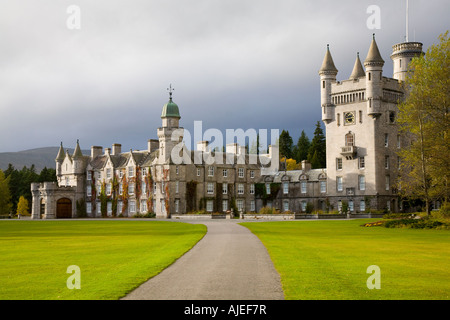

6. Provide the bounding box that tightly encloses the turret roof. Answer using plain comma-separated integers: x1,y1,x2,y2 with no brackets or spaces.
364,35,385,65
56,142,65,161
349,53,366,79
319,45,338,74
72,140,83,159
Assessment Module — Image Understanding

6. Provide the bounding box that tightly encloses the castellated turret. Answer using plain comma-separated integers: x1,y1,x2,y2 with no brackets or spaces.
390,42,424,82
318,44,338,123
364,35,385,118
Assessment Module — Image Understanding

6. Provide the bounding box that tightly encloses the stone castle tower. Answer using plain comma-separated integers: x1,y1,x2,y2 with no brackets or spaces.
319,35,423,213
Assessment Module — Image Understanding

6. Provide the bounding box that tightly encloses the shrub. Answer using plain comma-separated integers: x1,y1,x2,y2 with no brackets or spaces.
259,206,275,215
383,213,417,219
383,218,449,229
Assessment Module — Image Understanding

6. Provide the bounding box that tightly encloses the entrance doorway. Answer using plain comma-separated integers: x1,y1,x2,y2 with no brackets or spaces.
56,198,72,218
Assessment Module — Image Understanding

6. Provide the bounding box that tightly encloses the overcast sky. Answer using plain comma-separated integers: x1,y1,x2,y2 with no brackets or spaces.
0,0,448,153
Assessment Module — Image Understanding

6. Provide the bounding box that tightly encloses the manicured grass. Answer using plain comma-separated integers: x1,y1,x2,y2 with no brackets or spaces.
0,220,206,300
241,219,450,300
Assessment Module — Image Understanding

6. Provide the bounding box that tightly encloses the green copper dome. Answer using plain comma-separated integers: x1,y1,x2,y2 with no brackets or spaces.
161,98,180,119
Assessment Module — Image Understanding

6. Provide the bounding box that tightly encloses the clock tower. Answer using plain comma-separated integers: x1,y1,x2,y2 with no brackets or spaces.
319,35,417,213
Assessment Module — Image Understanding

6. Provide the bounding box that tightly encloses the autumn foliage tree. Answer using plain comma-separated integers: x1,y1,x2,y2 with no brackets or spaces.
396,31,449,214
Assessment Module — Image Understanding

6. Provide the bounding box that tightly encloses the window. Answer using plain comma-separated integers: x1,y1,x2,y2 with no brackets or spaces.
129,183,135,195
208,166,214,176
345,133,354,146
161,181,165,194
236,199,244,212
153,182,157,194
389,111,396,124
97,203,101,215
385,175,390,191
175,200,179,213
207,182,214,194
283,200,289,212
142,168,147,176
384,133,389,147
250,200,255,212
222,183,228,194
142,182,147,194
238,183,244,195
206,200,213,212
107,202,112,215
86,202,92,214
358,156,365,169
336,158,343,170
368,72,371,81
360,200,366,213
301,181,307,194
129,200,136,214
397,135,401,148
385,155,390,169
106,168,111,179
337,177,343,192
142,201,147,213
118,201,123,214
301,201,307,212
250,184,255,195
87,171,92,180
320,181,326,193
128,166,134,177
359,110,363,123
397,156,401,170
386,200,391,212
238,168,244,178
106,183,112,195
283,182,289,194
337,113,341,126
175,181,179,194
250,170,255,178
175,166,179,175
223,169,228,177
348,200,354,212
87,185,91,196
338,200,342,213
222,200,228,212
197,168,201,176
266,183,271,195
359,175,366,191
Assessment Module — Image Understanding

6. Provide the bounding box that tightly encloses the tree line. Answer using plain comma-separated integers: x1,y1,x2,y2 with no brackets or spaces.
0,164,57,216
278,121,326,170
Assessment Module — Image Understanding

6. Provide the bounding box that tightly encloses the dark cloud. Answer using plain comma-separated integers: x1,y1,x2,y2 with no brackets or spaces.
0,0,448,152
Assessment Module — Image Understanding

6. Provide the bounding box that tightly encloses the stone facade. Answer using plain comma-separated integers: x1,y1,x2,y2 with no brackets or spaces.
31,36,424,219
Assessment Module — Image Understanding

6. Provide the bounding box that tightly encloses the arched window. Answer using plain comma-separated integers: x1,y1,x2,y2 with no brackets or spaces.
345,132,354,146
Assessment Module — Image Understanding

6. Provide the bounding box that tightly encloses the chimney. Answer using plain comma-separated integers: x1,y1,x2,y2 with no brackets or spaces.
238,145,246,155
91,146,102,159
105,148,111,155
112,143,121,155
302,160,311,172
197,141,209,152
148,139,159,153
226,143,238,154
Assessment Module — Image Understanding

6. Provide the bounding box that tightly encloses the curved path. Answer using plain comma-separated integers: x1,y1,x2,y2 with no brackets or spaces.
122,220,284,300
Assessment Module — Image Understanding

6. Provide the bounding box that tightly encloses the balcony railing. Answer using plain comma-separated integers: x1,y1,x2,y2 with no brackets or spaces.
341,146,357,160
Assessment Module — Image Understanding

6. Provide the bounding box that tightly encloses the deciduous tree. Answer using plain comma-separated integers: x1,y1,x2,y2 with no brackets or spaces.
397,32,449,214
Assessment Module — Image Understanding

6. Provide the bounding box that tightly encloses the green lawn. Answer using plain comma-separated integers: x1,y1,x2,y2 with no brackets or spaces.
0,220,206,300
241,219,450,300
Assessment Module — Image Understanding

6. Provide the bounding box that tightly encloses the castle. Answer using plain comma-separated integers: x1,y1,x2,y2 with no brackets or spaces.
31,35,423,219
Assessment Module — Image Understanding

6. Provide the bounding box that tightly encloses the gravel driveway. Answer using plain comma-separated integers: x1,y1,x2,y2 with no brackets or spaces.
122,220,284,300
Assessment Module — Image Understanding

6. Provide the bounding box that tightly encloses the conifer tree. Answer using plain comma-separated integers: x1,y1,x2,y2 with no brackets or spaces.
307,121,326,168
0,170,12,215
